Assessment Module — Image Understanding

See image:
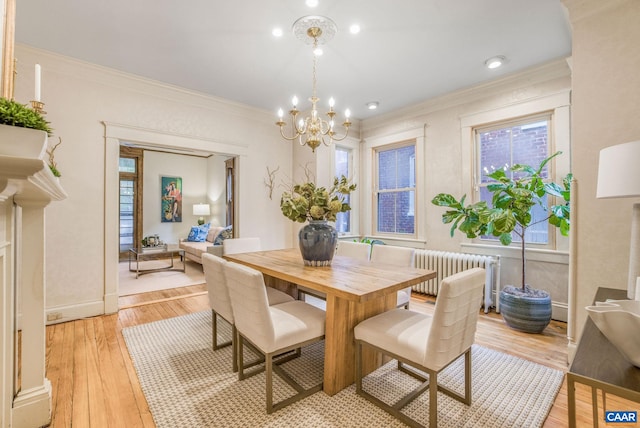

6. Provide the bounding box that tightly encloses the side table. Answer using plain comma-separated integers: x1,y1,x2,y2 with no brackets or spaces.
568,287,640,427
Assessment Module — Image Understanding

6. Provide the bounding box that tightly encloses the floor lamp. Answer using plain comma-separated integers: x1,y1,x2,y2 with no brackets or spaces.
596,140,640,299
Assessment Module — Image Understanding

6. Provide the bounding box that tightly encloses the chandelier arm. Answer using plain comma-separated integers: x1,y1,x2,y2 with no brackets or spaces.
327,129,351,142
279,126,302,141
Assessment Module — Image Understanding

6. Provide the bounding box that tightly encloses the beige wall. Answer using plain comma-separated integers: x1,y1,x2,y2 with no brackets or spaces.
359,60,573,321
13,45,293,322
12,23,581,325
562,0,640,347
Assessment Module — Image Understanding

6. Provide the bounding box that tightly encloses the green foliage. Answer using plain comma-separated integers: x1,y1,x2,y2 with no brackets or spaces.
431,151,572,290
0,98,52,135
49,164,61,177
280,175,357,223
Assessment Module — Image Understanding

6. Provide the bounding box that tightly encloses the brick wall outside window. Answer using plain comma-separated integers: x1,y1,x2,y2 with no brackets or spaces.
376,144,415,235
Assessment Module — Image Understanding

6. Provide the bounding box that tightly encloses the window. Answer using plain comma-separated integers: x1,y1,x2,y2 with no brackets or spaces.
335,146,352,234
375,142,416,235
119,146,143,259
475,115,552,244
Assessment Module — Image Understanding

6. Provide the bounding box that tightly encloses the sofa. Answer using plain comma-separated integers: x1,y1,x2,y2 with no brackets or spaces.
179,225,230,264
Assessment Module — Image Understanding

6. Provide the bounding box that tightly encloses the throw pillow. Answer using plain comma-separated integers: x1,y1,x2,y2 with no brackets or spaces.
187,223,210,242
206,226,226,243
213,225,233,245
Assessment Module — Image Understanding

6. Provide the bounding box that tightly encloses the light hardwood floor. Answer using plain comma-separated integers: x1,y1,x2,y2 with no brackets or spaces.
43,285,636,427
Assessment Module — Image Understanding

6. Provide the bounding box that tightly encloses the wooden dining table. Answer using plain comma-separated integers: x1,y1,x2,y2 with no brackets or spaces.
223,247,437,396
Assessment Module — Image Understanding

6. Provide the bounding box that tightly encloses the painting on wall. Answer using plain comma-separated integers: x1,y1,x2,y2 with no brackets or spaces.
161,176,182,222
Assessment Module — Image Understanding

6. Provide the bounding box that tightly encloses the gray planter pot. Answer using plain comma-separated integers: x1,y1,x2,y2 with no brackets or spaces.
499,286,552,334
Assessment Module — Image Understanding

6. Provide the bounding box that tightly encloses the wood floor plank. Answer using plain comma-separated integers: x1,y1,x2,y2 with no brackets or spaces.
84,319,110,427
71,320,90,427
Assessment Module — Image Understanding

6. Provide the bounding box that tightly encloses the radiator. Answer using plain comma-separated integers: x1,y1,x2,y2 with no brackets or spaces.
413,250,500,313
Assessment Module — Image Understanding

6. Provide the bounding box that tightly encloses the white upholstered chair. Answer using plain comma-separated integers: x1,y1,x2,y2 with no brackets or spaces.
354,268,486,428
201,253,293,372
222,237,261,255
225,261,326,413
335,240,371,260
369,244,415,308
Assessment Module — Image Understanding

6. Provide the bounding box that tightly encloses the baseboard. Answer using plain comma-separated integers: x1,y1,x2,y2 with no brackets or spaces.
11,380,51,428
45,300,105,325
551,300,568,323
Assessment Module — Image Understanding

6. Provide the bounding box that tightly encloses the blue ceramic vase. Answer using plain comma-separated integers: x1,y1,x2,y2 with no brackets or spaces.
298,220,337,266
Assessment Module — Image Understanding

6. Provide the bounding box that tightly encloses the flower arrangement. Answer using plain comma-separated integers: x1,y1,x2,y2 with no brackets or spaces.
280,175,357,223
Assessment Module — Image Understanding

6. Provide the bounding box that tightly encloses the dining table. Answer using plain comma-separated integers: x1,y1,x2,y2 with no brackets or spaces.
223,247,437,396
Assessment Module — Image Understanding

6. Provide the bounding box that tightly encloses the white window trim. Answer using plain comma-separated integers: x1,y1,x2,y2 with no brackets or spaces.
329,137,360,236
333,144,355,235
362,127,425,241
460,90,571,252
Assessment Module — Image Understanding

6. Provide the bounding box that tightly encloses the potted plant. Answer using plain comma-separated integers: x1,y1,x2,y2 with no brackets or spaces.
0,98,52,134
431,151,571,333
0,98,60,176
281,171,356,266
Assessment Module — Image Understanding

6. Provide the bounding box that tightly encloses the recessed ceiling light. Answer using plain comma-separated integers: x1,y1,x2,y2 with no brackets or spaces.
272,27,283,37
366,101,379,110
485,55,506,69
306,0,319,7
349,24,361,34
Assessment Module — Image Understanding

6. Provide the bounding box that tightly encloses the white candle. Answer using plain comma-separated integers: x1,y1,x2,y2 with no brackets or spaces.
34,64,41,102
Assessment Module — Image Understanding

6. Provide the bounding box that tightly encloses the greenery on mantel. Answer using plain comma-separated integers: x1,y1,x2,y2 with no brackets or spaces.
0,98,52,135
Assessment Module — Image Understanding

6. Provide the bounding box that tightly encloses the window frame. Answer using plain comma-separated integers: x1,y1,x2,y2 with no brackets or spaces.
373,139,417,238
334,145,354,235
473,113,555,248
460,91,571,253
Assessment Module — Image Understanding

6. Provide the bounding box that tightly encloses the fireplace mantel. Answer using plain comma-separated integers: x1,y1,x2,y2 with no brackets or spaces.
0,124,66,428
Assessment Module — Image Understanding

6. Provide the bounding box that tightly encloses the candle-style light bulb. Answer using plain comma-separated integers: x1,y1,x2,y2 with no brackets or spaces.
345,109,351,119
278,108,284,119
292,96,298,107
328,97,335,108
34,64,41,102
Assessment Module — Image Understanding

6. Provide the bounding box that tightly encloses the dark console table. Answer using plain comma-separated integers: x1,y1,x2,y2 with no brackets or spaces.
568,287,640,427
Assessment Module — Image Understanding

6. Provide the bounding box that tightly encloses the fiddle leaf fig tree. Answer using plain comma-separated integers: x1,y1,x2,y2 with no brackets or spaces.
431,151,571,292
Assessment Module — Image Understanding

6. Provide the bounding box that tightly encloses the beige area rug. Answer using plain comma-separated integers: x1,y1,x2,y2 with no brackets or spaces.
119,259,205,296
122,311,564,428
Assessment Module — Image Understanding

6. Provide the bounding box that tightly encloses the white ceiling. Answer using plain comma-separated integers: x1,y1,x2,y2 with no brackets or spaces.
14,0,572,121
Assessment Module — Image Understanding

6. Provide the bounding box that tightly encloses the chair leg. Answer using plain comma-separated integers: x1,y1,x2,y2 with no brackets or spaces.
212,310,232,351
266,353,274,413
355,340,362,393
232,325,238,373
464,348,471,405
429,372,438,428
237,332,245,381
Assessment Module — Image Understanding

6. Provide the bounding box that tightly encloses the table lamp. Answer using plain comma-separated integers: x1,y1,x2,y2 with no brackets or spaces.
596,140,640,299
192,203,210,225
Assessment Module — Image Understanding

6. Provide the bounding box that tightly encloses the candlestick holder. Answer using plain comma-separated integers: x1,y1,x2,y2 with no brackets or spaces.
30,100,46,115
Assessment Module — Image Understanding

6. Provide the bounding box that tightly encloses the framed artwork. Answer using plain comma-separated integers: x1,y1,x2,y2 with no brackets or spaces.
161,176,182,222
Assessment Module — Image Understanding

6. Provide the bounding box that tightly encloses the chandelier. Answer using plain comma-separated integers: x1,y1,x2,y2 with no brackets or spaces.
276,16,351,152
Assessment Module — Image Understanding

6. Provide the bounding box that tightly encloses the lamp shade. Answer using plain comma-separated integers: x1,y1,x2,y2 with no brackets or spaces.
596,140,640,199
192,203,211,216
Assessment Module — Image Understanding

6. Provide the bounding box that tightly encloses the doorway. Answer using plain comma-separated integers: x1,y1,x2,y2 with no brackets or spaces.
104,122,250,313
